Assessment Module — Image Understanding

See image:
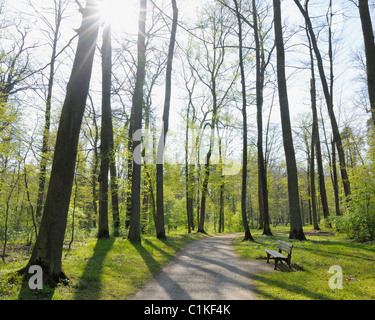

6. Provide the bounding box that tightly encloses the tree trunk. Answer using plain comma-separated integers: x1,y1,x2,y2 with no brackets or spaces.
24,0,100,283
185,105,194,233
155,0,178,240
310,124,320,230
97,23,112,239
110,155,120,236
128,0,147,242
233,0,253,241
89,100,99,228
252,0,272,236
35,4,62,220
331,138,341,216
218,135,225,234
273,0,305,240
358,0,375,126
294,0,351,199
198,145,211,234
306,24,329,222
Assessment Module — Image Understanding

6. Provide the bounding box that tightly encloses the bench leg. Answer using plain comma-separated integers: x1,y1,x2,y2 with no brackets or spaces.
274,258,278,270
288,260,292,270
267,253,270,264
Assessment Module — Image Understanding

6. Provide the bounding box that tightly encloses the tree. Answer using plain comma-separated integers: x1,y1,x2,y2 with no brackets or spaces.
98,22,112,239
22,0,100,283
192,4,236,234
29,0,72,221
306,20,329,222
182,63,197,233
358,0,375,126
233,0,254,241
294,0,351,199
128,0,147,242
251,0,273,236
155,0,178,240
273,0,305,240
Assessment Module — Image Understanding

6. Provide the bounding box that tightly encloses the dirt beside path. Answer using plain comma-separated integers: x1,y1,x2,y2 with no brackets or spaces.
132,233,272,300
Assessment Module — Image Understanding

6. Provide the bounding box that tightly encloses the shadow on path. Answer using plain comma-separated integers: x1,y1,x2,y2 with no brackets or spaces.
130,240,192,300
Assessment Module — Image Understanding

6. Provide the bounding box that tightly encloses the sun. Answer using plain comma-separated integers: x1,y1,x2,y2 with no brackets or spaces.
98,0,138,33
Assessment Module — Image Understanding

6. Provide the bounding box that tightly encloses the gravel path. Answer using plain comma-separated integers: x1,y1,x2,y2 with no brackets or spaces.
132,233,272,300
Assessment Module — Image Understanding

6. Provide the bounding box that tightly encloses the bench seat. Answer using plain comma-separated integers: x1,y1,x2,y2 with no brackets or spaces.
265,241,293,270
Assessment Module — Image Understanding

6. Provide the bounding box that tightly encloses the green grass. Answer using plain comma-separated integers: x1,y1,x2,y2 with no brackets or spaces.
233,225,375,300
0,233,207,300
2,226,374,300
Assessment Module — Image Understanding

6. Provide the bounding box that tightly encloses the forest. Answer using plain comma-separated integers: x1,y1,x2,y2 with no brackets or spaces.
0,0,375,287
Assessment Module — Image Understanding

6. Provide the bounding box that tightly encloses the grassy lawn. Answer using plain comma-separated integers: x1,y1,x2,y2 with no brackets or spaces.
0,233,207,300
1,225,374,300
233,225,375,300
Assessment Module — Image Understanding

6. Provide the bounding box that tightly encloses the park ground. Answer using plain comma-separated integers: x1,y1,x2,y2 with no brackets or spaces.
0,225,374,300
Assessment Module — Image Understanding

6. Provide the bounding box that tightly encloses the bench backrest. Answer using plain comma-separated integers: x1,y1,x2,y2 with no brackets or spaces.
277,240,293,255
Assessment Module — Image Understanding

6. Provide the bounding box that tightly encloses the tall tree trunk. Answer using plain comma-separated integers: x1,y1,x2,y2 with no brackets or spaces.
24,0,100,283
198,138,212,234
128,0,147,242
233,0,253,241
89,99,99,228
185,105,194,233
252,0,272,236
294,0,351,199
306,25,329,221
331,138,341,216
35,1,63,219
98,23,112,239
218,135,225,234
310,124,320,230
273,0,306,240
110,156,120,236
155,0,178,240
358,0,375,125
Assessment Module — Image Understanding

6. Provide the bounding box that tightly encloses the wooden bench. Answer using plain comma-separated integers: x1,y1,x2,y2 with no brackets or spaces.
265,240,293,270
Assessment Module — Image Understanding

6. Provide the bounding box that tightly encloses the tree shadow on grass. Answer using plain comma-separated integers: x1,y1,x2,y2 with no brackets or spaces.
129,240,162,275
74,237,115,300
15,270,56,300
251,273,332,300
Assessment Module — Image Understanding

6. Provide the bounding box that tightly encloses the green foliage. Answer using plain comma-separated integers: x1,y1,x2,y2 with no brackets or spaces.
327,130,375,242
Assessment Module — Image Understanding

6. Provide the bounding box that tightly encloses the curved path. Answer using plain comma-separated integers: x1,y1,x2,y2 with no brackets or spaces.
132,233,272,300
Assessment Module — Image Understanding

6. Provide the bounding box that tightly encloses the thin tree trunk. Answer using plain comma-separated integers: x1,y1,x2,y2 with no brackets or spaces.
35,1,63,219
2,170,21,262
306,24,329,221
110,157,120,236
185,105,194,233
105,26,120,237
69,158,79,250
273,0,306,240
24,0,100,283
331,138,341,216
310,126,320,230
218,135,225,234
294,0,351,199
234,0,253,241
87,98,99,229
358,0,375,125
252,0,272,236
320,106,341,216
98,23,112,239
128,0,147,242
155,0,178,240
198,144,211,234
